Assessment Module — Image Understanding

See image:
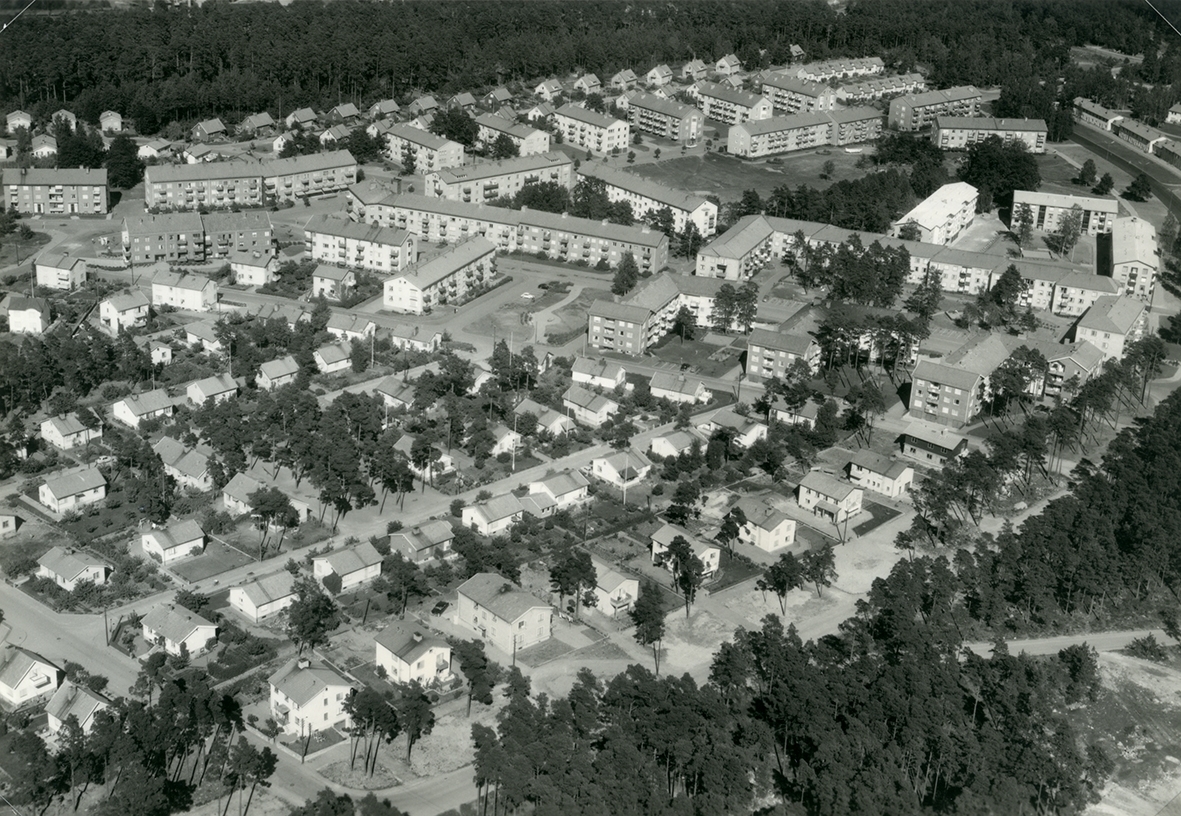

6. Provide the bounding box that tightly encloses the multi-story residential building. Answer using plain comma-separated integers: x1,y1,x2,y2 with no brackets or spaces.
303,213,417,274
828,106,886,145
695,214,777,279
371,194,668,272
1073,97,1124,131
203,211,274,258
693,82,772,125
1107,216,1158,302
99,291,150,333
835,72,926,103
34,253,87,291
584,274,733,356
890,182,978,245
268,657,356,737
727,107,884,158
144,162,263,211
151,270,218,311
1114,119,1167,154
384,237,497,314
1011,190,1118,236
759,72,837,114
745,327,821,378
379,123,466,172
553,104,630,154
3,168,108,215
626,92,705,144
424,152,573,205
473,113,551,156
932,116,1048,153
575,163,717,236
795,56,884,82
123,213,205,264
1073,296,1148,361
1052,272,1122,316
264,150,359,203
457,572,552,654
887,86,982,131
797,471,863,525
908,335,1010,427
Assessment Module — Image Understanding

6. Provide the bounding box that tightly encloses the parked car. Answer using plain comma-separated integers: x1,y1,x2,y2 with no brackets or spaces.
430,600,450,616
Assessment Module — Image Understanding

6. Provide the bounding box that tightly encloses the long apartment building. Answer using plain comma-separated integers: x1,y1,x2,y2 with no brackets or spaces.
144,151,357,211
473,113,551,156
423,152,573,205
890,181,978,245
1113,119,1167,154
378,123,465,172
626,92,705,144
728,107,883,158
887,86,982,131
932,116,1048,153
552,105,630,154
693,82,773,125
123,211,274,265
576,163,718,236
1073,97,1124,131
357,193,668,272
2,168,108,215
836,73,926,104
795,56,884,82
384,237,497,314
303,213,418,274
1106,216,1158,303
758,72,837,114
585,273,731,355
1011,190,1118,236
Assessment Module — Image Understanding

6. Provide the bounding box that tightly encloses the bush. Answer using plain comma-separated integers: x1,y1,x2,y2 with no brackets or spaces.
1126,634,1170,663
386,520,403,534
450,499,466,517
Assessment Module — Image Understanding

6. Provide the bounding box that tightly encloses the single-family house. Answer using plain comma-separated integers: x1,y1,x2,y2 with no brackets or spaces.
319,124,352,146
682,59,709,82
483,88,514,108
285,108,319,129
534,79,564,101
393,435,454,481
4,296,50,335
562,384,619,428
651,523,721,578
229,571,298,623
571,356,626,390
715,54,742,76
408,95,439,117
39,467,106,515
187,372,237,406
0,647,61,708
591,450,652,489
589,555,639,617
328,103,360,123
141,519,205,564
326,313,376,342
695,407,768,449
900,423,969,467
268,656,356,737
847,451,914,499
141,604,218,657
35,547,110,591
528,471,590,511
462,494,525,537
375,626,452,686
258,356,301,391
191,118,226,141
376,376,417,411
34,253,87,291
770,397,823,429
646,64,673,87
112,389,174,428
137,139,174,160
311,265,356,301
0,513,19,539
456,572,552,654
731,495,797,553
99,110,123,132
99,291,150,334
389,519,456,564
185,321,224,354
46,682,110,734
313,341,354,374
40,413,101,451
31,135,57,158
574,74,602,95
153,436,214,491
368,100,401,120
797,471,863,525
312,542,382,592
490,426,521,457
239,112,276,134
649,372,711,404
5,110,32,131
648,428,707,459
610,69,638,91
514,398,572,436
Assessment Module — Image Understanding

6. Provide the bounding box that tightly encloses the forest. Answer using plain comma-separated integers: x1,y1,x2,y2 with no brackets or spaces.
0,0,1166,135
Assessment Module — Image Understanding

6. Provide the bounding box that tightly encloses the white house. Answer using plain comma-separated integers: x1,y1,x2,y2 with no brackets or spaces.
99,111,123,132
0,647,61,708
847,451,914,499
374,625,452,686
313,341,354,374
185,321,224,354
268,656,357,737
39,467,107,515
258,356,301,390
187,372,237,406
312,542,382,592
229,571,297,623
797,471,863,525
731,495,796,553
112,389,174,428
228,250,278,288
462,494,524,536
562,385,619,428
35,253,87,290
141,519,205,564
46,681,110,734
311,265,356,301
151,271,218,312
153,436,214,492
456,572,552,655
591,450,652,489
5,296,50,335
694,407,768,449
99,291,150,334
589,555,639,617
35,547,110,591
649,372,711,404
325,313,376,342
528,471,590,510
490,426,521,457
648,429,707,459
388,519,456,564
571,356,626,390
40,413,101,451
141,604,218,657
514,398,572,437
651,523,721,578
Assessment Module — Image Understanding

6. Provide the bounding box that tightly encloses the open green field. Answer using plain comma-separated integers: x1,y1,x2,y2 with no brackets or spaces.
627,150,868,201
171,539,254,582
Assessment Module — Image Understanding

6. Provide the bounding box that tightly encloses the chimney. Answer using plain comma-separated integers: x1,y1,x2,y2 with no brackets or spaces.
297,657,310,669
412,632,423,643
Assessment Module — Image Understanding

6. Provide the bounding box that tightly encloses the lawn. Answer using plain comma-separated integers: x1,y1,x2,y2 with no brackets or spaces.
850,499,902,538
171,540,255,582
0,230,50,272
649,333,742,378
547,286,611,343
628,149,870,202
515,637,575,668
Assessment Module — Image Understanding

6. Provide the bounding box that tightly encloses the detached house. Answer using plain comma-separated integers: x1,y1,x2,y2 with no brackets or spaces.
141,604,218,657
715,54,742,76
589,556,639,617
514,398,572,437
562,384,619,428
35,547,110,591
191,119,226,141
571,356,626,390
797,471,863,525
151,271,218,312
591,450,652,489
311,265,356,301
389,519,456,564
230,571,297,623
900,423,968,468
732,495,797,553
312,541,382,592
39,467,106,515
141,519,205,564
314,341,354,374
46,682,110,734
651,523,720,578
153,436,214,491
328,103,360,123
649,372,711,404
610,69,638,90
462,494,525,537
457,572,552,654
375,625,451,686
269,656,356,737
574,74,602,95
187,372,237,406
695,407,768,449
528,471,590,511
40,413,101,451
0,647,61,708
646,64,673,87
258,356,301,391
5,296,50,335
113,389,174,428
847,451,914,499
99,291,150,334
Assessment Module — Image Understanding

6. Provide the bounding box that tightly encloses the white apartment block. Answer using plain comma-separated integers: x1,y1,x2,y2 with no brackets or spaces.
759,73,837,114
553,104,630,154
1011,190,1117,236
2,168,108,215
932,116,1047,154
1108,216,1158,302
303,213,417,274
728,108,883,158
693,82,773,125
890,182,978,245
888,86,982,131
473,113,551,155
626,92,705,144
424,152,573,205
379,123,465,172
384,237,497,314
144,151,357,210
576,163,717,236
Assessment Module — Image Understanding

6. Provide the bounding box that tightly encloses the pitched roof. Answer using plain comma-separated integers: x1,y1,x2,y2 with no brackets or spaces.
470,493,524,523
458,572,549,622
747,327,815,355
849,450,912,480
430,151,571,185
314,541,382,576
393,238,496,290
2,167,106,187
577,162,709,213
554,103,622,129
304,213,412,246
190,372,237,399
562,384,618,414
588,299,652,323
650,371,707,396
733,495,791,532
595,449,651,481
314,341,353,367
141,604,216,644
237,571,297,608
535,470,589,497
799,470,858,501
696,81,766,108
375,625,448,665
0,646,58,690
150,519,205,550
44,412,90,438
45,681,109,725
384,123,457,151
572,356,624,381
37,546,107,580
628,91,701,121
390,519,455,556
268,657,353,707
43,467,106,499
911,359,981,392
104,290,151,312
895,182,978,230
260,355,301,380
651,522,715,556
1077,296,1146,335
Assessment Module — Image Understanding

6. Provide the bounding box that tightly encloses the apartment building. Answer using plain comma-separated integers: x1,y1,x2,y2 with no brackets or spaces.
3,168,108,215
887,86,982,131
795,56,884,82
1155,139,1181,172
151,271,218,311
424,152,574,205
575,163,717,236
890,182,978,245
384,237,497,314
1113,119,1167,154
727,107,883,158
303,213,417,274
1073,97,1124,131
626,92,705,144
932,116,1048,153
263,150,359,203
1052,272,1121,317
745,328,821,377
828,107,886,145
372,194,668,272
1011,190,1117,236
123,213,206,264
34,253,86,291
473,113,551,156
203,210,274,258
553,104,630,154
1072,296,1148,361
908,335,1010,427
1107,216,1158,302
836,72,926,104
693,82,773,125
759,73,837,114
144,162,263,211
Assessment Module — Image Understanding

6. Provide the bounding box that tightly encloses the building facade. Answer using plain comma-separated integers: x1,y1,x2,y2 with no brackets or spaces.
626,92,705,144
693,82,773,125
2,168,108,215
887,86,983,131
931,116,1048,153
424,152,573,205
384,237,497,314
303,213,417,274
552,105,630,154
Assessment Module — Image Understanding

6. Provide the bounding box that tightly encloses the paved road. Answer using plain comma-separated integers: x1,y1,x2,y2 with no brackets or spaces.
1070,124,1181,216
964,628,1168,658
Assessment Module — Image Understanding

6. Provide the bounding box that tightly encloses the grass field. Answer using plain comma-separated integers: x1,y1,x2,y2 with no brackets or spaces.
650,333,742,377
171,539,254,582
546,286,610,341
627,149,868,201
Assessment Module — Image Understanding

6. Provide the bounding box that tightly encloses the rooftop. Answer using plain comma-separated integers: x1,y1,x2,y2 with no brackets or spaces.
576,162,709,213
458,572,549,622
431,151,571,185
393,237,496,290
36,546,107,580
141,604,216,644
1078,296,1146,335
43,467,106,498
799,470,859,501
268,657,353,707
314,541,382,576
895,182,978,231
